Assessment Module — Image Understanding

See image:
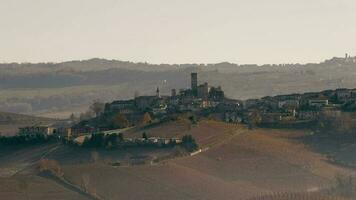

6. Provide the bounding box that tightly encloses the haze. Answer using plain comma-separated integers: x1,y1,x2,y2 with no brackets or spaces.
1,0,355,64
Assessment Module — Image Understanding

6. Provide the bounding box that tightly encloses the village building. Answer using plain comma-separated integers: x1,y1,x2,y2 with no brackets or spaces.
308,99,329,107
105,100,136,114
208,86,225,102
225,112,242,123
261,113,282,124
19,125,56,136
134,96,160,111
278,99,300,109
197,82,209,100
298,110,319,121
336,89,352,102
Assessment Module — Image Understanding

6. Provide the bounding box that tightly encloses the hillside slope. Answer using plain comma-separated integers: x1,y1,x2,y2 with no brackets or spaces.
61,122,353,200
0,111,57,136
1,57,356,117
0,120,354,199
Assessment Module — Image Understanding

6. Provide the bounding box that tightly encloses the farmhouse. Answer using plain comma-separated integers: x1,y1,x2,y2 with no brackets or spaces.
19,125,55,136
278,99,300,109
106,100,136,114
308,99,329,107
336,89,352,102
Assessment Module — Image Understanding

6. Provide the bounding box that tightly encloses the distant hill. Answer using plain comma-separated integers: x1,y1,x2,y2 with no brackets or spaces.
0,111,54,123
0,56,355,117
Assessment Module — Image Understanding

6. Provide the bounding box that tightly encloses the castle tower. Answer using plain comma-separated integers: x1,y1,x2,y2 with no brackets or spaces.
191,73,198,95
156,87,160,98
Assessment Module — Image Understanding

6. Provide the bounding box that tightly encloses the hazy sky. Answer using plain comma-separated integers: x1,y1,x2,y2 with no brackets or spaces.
0,0,355,64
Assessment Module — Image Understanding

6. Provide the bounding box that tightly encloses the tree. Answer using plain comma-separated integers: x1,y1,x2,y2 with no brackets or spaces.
248,110,261,129
105,133,118,148
118,133,124,141
90,101,105,117
38,159,64,177
142,132,148,140
188,115,197,124
112,113,129,128
142,112,152,125
69,113,78,123
181,135,198,152
79,110,95,121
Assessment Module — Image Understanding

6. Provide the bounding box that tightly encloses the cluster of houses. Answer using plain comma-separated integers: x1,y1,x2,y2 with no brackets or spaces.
244,88,356,126
18,73,240,139
113,137,182,147
105,72,227,117
103,72,241,125
18,71,356,138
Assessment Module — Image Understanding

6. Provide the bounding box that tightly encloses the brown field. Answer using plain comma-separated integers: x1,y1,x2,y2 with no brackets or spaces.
1,120,355,200
125,119,244,148
0,175,88,200
246,192,347,200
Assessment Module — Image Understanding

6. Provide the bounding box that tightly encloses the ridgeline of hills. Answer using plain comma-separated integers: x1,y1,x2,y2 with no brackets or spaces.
0,56,355,118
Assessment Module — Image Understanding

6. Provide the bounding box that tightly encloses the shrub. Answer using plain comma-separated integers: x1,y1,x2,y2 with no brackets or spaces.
0,134,52,146
38,159,64,177
181,135,199,152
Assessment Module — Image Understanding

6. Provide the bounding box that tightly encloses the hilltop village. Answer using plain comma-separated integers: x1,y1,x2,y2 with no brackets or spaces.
17,72,356,142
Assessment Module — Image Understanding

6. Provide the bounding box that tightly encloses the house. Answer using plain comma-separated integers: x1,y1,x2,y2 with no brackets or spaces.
135,96,159,110
197,82,209,100
225,112,242,123
215,101,240,112
152,104,168,115
336,89,351,102
260,98,279,111
278,99,300,109
243,99,260,109
308,99,329,107
69,126,97,138
298,111,318,121
19,125,55,136
106,100,136,114
261,113,282,124
275,94,302,101
208,86,225,102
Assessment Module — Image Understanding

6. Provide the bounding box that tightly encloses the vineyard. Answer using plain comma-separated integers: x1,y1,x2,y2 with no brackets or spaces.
248,192,347,200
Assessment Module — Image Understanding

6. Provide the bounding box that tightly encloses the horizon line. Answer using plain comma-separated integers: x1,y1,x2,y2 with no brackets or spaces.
0,54,353,66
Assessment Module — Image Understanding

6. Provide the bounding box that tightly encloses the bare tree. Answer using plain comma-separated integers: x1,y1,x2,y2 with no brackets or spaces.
112,113,129,128
142,112,152,125
79,110,95,121
38,159,64,177
69,113,78,123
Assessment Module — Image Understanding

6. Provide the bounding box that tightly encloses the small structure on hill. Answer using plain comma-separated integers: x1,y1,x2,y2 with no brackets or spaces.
19,124,55,136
